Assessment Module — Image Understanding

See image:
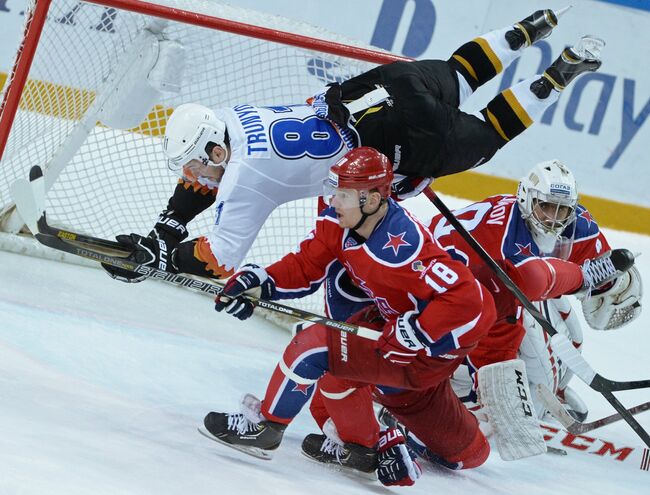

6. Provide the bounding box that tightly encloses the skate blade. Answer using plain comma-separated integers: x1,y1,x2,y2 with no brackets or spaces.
554,6,572,20
546,446,568,456
300,450,378,481
197,426,275,460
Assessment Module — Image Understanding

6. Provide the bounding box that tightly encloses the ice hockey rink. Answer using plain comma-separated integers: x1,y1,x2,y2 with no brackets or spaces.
0,193,648,495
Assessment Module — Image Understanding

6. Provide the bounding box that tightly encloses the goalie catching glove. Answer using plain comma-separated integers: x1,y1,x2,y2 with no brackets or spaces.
102,209,188,283
575,248,635,297
582,265,642,330
377,428,422,487
214,264,276,320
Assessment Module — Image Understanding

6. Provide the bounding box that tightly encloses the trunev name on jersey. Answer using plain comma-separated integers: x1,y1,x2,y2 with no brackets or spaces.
233,104,269,155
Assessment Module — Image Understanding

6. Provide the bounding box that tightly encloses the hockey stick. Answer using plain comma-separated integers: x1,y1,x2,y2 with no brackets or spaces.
422,186,650,447
35,216,381,341
10,166,380,342
536,384,650,434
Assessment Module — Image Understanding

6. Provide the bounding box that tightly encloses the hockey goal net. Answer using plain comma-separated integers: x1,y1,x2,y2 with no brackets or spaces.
0,0,402,313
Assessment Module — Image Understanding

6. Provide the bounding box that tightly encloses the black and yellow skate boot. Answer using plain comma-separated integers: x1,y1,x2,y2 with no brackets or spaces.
531,36,605,98
506,6,571,50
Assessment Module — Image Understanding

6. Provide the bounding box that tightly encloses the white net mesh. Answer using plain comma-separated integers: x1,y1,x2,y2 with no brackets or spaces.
0,0,380,313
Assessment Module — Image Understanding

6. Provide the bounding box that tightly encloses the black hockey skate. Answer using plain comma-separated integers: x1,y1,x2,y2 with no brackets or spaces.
199,411,287,460
580,248,635,295
301,433,379,476
506,6,570,50
532,36,605,97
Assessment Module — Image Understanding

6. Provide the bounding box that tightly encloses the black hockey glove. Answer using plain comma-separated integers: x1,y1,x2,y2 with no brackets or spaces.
153,209,189,245
214,264,276,321
322,83,351,126
390,175,434,201
102,233,177,283
102,210,187,283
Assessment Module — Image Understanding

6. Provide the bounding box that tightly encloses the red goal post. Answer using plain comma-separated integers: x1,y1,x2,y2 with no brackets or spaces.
0,0,407,312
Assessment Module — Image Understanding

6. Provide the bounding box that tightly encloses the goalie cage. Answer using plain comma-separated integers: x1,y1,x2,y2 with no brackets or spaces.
0,0,406,315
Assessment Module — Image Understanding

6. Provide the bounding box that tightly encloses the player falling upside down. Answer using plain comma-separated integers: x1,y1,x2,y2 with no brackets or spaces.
311,7,604,192
202,147,497,487
103,8,605,290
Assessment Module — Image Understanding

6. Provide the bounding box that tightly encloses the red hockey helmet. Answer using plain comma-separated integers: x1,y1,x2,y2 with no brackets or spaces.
327,147,394,198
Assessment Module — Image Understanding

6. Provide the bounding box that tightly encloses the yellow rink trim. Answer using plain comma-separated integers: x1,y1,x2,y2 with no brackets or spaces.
0,71,172,137
433,171,650,236
1,72,649,235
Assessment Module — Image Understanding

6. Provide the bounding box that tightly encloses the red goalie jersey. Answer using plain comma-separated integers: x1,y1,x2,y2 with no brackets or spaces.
428,194,611,369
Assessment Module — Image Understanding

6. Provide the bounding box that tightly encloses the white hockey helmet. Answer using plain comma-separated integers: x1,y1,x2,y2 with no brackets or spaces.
163,103,227,170
516,159,578,254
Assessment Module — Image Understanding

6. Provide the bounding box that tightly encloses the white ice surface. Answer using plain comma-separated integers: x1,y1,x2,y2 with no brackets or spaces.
1,194,648,494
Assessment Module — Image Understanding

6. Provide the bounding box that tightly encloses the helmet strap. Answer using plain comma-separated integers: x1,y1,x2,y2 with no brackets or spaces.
351,197,387,233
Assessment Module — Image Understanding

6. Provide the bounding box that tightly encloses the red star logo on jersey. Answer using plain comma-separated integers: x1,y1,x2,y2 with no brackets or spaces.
383,232,411,255
579,209,595,227
514,242,534,257
292,383,312,395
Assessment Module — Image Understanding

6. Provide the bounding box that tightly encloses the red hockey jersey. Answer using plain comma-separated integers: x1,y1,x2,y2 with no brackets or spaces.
428,194,611,371
429,194,611,319
266,199,492,358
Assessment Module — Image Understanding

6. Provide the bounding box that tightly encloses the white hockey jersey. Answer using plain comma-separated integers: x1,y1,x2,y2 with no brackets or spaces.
207,104,346,271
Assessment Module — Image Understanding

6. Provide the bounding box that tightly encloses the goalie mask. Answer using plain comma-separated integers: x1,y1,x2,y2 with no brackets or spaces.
163,103,228,186
517,160,578,255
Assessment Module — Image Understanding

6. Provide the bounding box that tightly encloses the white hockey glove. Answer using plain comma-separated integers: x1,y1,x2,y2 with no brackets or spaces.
582,265,642,330
214,264,276,321
377,428,422,487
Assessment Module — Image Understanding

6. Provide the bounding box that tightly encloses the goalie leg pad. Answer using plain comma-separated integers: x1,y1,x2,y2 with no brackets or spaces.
477,359,546,460
519,317,556,419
